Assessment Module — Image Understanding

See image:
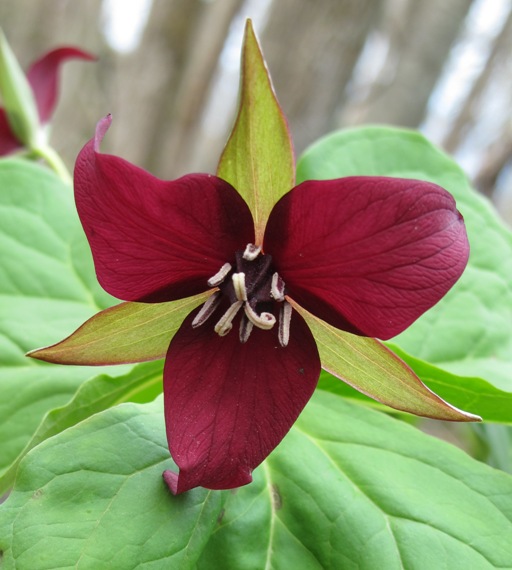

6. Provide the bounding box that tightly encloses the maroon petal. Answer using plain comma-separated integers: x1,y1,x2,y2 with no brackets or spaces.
264,177,469,339
26,47,95,123
0,108,22,155
162,305,320,494
75,115,255,302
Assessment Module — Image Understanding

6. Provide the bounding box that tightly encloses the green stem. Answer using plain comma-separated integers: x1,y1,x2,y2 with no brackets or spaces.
33,145,72,186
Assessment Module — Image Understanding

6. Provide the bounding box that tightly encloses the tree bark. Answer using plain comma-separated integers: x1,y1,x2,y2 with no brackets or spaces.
100,0,206,171
260,0,381,154
443,8,512,154
148,0,245,177
343,0,474,128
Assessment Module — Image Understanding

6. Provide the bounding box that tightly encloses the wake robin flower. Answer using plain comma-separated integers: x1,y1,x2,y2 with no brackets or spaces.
29,20,474,494
72,113,470,494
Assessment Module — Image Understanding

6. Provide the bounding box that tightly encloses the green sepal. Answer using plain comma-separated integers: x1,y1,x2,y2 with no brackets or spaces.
217,19,295,245
291,300,479,422
28,293,211,365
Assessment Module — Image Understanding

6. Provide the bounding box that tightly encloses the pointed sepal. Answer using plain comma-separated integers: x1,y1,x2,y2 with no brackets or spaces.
290,300,480,422
217,19,295,245
27,293,212,365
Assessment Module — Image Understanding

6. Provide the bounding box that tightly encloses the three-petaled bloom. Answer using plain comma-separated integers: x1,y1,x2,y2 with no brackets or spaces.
0,46,94,155
74,114,469,494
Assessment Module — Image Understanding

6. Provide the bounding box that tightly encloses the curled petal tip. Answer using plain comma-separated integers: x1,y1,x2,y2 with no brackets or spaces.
163,308,320,494
60,47,97,62
162,470,180,495
94,114,112,151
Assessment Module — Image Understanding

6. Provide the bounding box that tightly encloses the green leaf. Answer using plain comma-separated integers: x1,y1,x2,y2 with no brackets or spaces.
297,126,512,393
198,391,512,569
0,30,40,147
292,300,478,421
29,294,210,365
0,159,130,482
3,392,510,568
0,360,164,495
217,19,294,245
0,398,223,570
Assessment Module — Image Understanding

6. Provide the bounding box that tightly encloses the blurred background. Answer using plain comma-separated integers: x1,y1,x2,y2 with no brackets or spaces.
1,0,511,469
1,0,512,224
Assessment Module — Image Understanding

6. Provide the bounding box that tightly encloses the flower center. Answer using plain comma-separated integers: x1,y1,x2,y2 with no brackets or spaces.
192,243,292,347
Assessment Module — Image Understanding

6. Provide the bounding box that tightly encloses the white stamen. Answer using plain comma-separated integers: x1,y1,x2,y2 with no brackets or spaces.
192,291,222,328
232,272,247,301
239,314,254,343
243,243,261,261
207,262,232,287
244,303,276,330
214,300,243,336
278,301,292,347
271,272,285,302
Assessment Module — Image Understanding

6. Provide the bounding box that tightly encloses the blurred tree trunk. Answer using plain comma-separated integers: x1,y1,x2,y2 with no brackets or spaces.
147,0,244,177
100,0,206,171
343,0,473,128
443,8,512,154
0,0,102,58
260,0,381,154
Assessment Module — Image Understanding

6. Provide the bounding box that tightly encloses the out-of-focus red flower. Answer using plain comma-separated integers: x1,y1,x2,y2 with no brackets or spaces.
0,47,94,155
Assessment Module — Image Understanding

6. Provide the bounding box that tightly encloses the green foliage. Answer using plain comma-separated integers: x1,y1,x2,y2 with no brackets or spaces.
0,398,223,570
0,159,132,487
1,393,511,569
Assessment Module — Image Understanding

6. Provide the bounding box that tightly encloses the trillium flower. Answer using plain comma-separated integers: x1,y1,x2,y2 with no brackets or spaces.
0,46,94,155
72,114,470,494
31,20,476,495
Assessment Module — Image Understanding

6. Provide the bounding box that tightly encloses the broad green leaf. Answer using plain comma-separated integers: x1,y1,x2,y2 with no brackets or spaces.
29,293,210,365
297,126,512,394
0,398,223,570
0,159,130,482
0,360,164,495
472,422,512,474
217,19,294,245
292,301,478,421
0,30,40,147
3,393,510,568
198,391,512,569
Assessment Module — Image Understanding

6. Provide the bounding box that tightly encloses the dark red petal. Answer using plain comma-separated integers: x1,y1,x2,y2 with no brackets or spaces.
162,306,320,494
264,177,469,340
26,47,95,123
75,115,255,302
0,108,22,155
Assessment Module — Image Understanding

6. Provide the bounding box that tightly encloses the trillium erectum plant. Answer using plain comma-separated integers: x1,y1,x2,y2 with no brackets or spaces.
4,19,512,569
30,21,478,495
